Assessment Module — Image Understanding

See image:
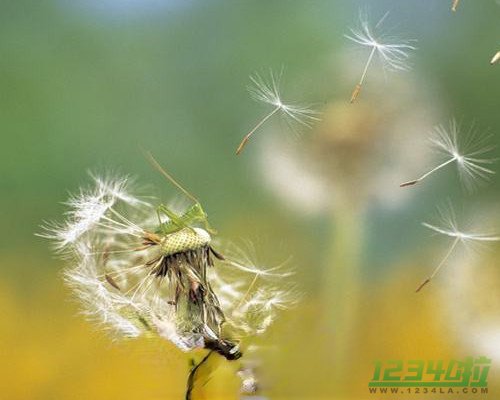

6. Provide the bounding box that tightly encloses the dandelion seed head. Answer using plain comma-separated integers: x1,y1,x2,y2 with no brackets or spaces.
44,174,294,356
43,175,211,349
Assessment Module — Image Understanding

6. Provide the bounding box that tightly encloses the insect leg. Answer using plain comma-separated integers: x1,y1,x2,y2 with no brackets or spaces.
157,204,185,230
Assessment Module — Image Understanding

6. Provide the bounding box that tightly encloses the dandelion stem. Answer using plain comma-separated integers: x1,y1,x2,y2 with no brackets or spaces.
351,46,377,103
185,351,213,400
416,237,459,292
452,0,460,12
236,106,280,155
324,199,363,386
400,157,456,187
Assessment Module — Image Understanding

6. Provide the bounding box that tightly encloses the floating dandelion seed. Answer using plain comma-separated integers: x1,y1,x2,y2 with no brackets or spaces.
491,51,500,65
345,10,416,103
400,120,495,191
416,204,500,292
40,158,295,398
452,0,460,12
235,70,320,155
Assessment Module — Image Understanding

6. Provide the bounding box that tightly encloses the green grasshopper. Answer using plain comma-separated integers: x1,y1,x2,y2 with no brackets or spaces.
140,153,240,361
146,153,216,237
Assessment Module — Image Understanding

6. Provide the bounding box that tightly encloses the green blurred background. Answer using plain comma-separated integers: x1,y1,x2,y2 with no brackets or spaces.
1,1,499,399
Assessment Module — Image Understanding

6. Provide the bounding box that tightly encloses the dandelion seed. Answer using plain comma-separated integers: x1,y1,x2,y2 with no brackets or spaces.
236,69,320,155
416,204,500,292
491,51,500,65
452,0,460,12
400,120,495,191
345,10,416,103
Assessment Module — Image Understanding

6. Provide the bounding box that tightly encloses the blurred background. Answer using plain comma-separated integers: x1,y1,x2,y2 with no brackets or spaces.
0,0,499,399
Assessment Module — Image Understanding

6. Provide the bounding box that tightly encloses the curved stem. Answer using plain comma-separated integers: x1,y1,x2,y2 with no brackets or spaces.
185,351,214,400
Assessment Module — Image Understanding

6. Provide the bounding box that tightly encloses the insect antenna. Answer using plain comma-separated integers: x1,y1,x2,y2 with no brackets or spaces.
144,151,200,205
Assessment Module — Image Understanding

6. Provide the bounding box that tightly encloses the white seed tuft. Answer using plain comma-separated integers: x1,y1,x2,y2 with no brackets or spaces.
401,120,495,191
236,69,320,155
345,10,416,102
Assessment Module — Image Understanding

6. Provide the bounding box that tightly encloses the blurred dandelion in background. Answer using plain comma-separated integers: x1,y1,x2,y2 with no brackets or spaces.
40,172,295,398
257,70,440,393
259,72,438,214
452,0,460,12
235,69,320,155
400,120,496,191
416,203,500,292
344,10,416,103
